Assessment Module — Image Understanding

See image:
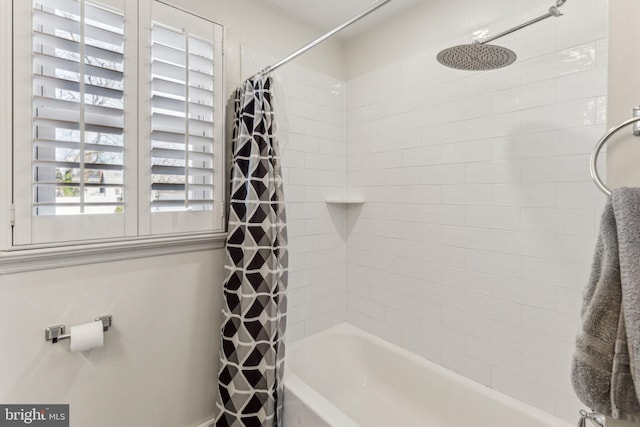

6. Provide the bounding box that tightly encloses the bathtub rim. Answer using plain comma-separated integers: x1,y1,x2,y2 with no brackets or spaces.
284,322,574,427
284,368,361,427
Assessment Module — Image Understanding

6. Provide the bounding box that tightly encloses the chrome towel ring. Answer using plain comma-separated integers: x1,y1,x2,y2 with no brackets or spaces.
590,108,640,196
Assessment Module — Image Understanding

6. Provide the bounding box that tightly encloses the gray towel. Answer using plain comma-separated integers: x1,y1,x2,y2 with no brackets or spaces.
572,188,640,423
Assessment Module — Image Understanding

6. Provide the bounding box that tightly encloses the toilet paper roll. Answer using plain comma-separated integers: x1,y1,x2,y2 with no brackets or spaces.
70,320,104,352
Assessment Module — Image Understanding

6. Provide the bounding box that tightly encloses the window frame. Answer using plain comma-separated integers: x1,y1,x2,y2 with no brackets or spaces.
0,0,227,273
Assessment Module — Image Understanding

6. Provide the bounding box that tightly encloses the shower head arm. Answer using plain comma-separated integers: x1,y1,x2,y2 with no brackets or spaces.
477,0,567,45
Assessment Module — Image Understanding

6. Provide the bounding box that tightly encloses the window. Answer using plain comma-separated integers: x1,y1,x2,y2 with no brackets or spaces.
11,0,225,248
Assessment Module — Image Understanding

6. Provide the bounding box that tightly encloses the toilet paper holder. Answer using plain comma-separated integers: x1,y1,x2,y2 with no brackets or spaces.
45,315,113,344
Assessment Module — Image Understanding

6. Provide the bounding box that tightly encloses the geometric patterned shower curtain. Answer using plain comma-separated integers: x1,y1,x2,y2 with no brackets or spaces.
214,75,288,427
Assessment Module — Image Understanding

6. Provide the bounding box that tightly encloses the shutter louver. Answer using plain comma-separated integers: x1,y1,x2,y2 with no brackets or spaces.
150,23,215,212
32,0,125,216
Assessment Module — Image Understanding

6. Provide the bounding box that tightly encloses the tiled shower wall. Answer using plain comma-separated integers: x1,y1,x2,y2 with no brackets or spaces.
240,51,348,340
278,67,347,340
345,0,607,421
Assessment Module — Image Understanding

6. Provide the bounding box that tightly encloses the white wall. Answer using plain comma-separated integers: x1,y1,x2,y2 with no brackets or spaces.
606,0,640,189
344,0,607,422
0,251,224,427
605,1,640,426
0,0,346,426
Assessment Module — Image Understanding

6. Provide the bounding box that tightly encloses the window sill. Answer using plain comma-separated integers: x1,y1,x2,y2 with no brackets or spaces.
0,233,227,275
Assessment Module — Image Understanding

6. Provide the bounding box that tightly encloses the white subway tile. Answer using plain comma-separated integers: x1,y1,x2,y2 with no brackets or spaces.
465,250,522,278
306,312,341,336
442,306,494,341
506,27,557,62
595,95,607,125
402,222,442,244
420,123,467,146
346,279,370,298
491,230,553,258
442,184,492,206
596,38,608,69
465,160,522,184
462,292,522,325
522,155,592,183
421,205,466,226
402,257,444,284
555,234,597,264
345,310,371,333
369,318,402,345
521,43,597,85
464,62,522,94
520,306,579,342
554,287,582,317
419,164,466,184
441,346,492,386
442,141,494,164
516,126,600,159
521,99,596,134
491,276,556,310
422,243,467,268
347,294,385,321
521,207,596,235
491,80,556,114
441,266,492,295
464,111,522,139
402,331,441,364
520,257,590,290
382,306,422,335
421,318,467,353
370,283,405,309
491,183,556,208
402,145,443,167
557,14,608,51
556,182,606,209
492,368,556,415
442,226,493,250
556,68,607,103
286,219,306,238
465,206,521,230
491,322,574,366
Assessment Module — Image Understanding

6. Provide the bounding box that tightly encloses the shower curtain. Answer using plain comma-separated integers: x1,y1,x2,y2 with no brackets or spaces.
214,76,288,427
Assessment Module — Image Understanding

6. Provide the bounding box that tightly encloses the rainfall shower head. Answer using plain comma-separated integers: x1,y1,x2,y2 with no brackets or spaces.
437,0,567,71
436,43,516,71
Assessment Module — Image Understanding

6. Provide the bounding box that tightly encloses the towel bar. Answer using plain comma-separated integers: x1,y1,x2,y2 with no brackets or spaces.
590,107,640,196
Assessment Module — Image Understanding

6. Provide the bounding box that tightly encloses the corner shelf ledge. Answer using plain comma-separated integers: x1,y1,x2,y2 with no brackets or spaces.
325,199,365,205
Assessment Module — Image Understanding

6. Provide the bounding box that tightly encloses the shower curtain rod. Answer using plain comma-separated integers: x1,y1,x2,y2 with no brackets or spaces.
479,0,567,45
257,0,393,77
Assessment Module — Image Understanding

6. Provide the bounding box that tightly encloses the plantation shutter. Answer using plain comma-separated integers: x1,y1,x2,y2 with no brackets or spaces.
12,0,223,246
144,0,224,235
32,0,125,216
150,25,215,212
13,0,135,245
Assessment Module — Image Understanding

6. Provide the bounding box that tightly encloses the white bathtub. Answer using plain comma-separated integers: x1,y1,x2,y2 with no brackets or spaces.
283,323,573,427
